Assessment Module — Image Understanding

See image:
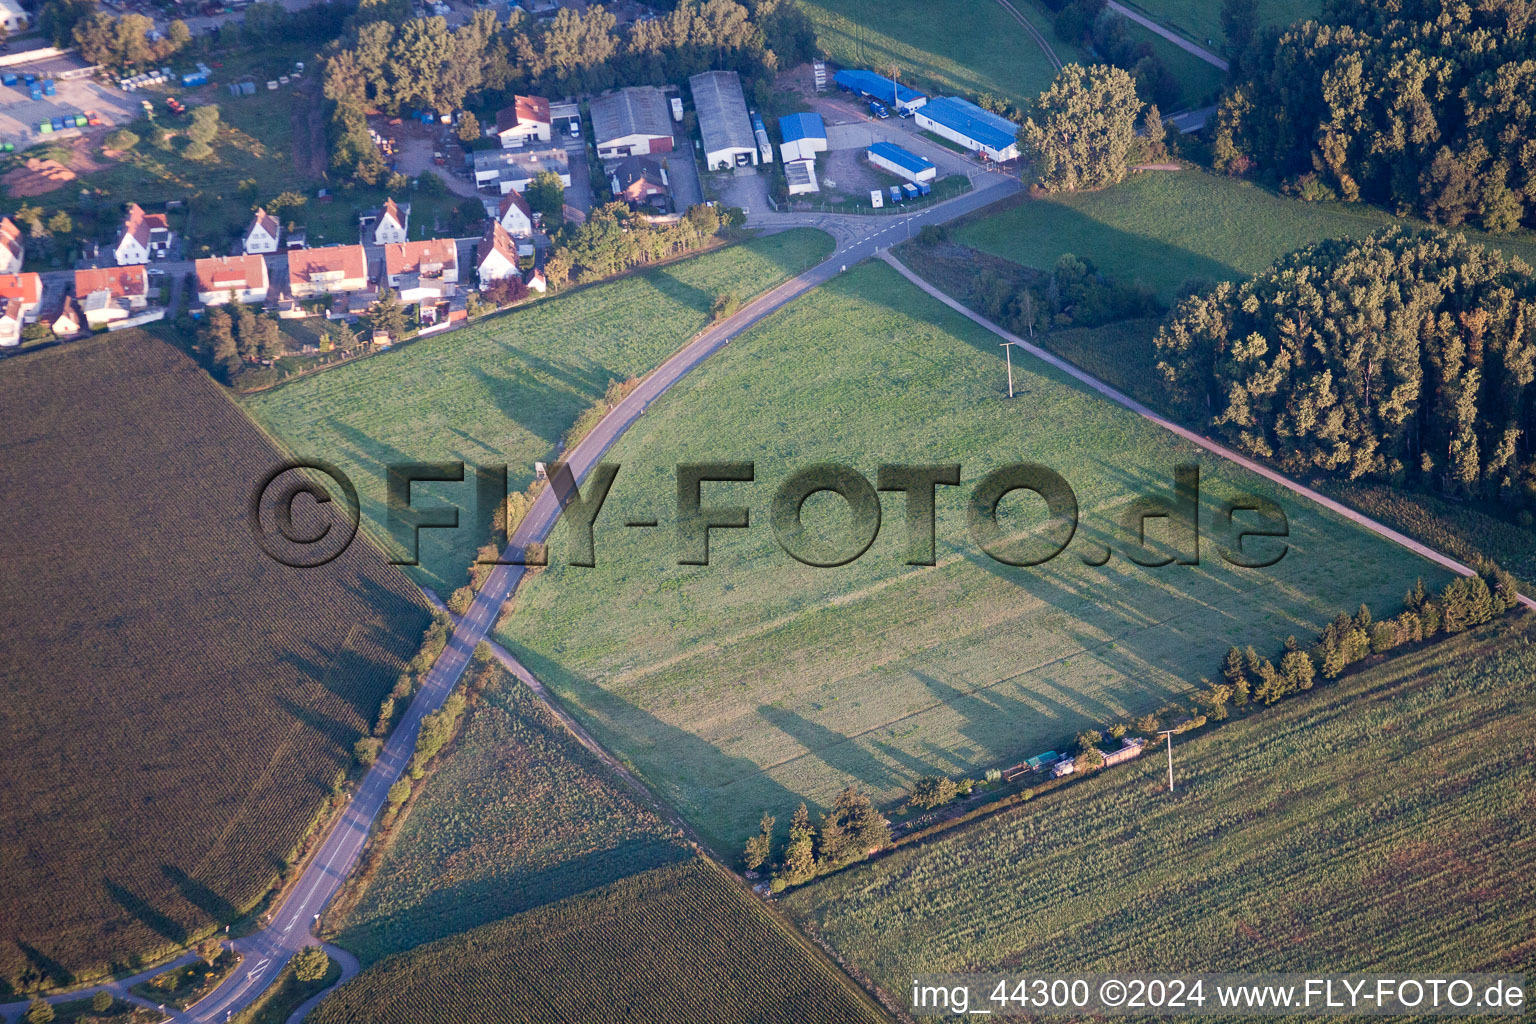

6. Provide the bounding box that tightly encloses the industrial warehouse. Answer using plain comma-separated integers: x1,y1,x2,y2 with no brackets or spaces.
690,70,758,169
914,95,1021,162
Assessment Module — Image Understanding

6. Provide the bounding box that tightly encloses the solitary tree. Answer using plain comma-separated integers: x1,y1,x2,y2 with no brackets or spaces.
292,945,330,983
776,803,816,884
456,110,481,143
25,997,54,1024
91,991,113,1013
525,169,566,225
197,935,224,966
742,811,774,871
1020,63,1141,193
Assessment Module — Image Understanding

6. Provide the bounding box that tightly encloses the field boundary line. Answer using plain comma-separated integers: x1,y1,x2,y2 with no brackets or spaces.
994,0,1063,71
879,250,1535,613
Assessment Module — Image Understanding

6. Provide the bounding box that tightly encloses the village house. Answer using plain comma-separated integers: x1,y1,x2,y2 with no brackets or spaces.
494,95,552,147
383,239,459,303
476,222,520,291
195,254,271,306
0,217,24,275
288,245,369,299
52,295,86,338
114,204,174,266
74,265,149,327
244,208,281,254
372,199,409,245
608,155,670,211
0,272,42,346
497,191,534,236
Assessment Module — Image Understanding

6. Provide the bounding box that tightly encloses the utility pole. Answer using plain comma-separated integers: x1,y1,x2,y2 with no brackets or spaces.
1000,341,1014,398
1158,729,1176,792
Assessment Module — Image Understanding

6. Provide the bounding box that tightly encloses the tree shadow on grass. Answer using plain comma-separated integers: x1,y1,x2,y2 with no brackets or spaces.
104,880,186,948
160,866,237,925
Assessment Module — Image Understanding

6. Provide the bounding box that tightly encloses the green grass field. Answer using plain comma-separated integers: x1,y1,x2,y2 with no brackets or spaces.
958,170,1536,302
1118,0,1320,50
964,172,1352,300
331,663,688,965
496,261,1452,855
803,0,1084,107
783,614,1536,1005
311,858,888,1024
245,230,834,597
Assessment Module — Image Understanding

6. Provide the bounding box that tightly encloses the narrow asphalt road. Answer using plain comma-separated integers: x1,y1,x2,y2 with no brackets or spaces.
1106,0,1229,70
0,174,1022,1024
879,250,1536,612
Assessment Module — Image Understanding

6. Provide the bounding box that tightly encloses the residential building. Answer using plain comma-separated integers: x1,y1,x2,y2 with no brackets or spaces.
195,254,270,306
373,198,409,245
784,158,819,195
75,265,149,311
494,95,552,147
589,86,674,159
0,0,30,32
497,191,534,236
609,155,670,211
244,208,280,254
476,221,521,291
114,203,174,266
690,70,757,169
288,245,369,299
913,96,1020,162
867,141,936,183
526,269,547,293
778,112,827,164
383,239,459,303
472,148,571,194
0,272,41,346
0,217,24,275
52,295,86,338
831,68,927,115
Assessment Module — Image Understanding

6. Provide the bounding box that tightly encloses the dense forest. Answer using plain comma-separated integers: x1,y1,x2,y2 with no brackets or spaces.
1212,0,1536,232
1155,228,1536,511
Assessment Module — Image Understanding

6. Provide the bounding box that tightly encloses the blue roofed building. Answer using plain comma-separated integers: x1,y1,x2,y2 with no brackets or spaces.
832,69,928,114
778,112,828,163
914,96,1020,162
866,141,936,183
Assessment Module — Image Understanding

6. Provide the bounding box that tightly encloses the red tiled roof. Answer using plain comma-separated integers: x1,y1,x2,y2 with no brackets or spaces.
477,221,517,267
0,272,41,305
248,207,279,241
76,265,147,299
380,198,405,230
498,190,532,223
0,217,22,261
289,245,367,284
120,203,169,248
497,95,551,133
1,298,21,324
195,254,268,293
384,239,457,277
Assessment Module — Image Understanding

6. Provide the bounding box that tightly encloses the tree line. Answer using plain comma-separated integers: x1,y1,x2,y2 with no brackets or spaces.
743,787,891,891
1209,562,1520,718
1155,228,1536,512
542,200,741,288
1212,0,1536,232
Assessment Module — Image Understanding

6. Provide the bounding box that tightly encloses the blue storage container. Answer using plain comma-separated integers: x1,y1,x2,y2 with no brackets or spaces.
23,73,35,84
888,185,904,204
43,79,56,95
2,73,17,86
28,88,41,101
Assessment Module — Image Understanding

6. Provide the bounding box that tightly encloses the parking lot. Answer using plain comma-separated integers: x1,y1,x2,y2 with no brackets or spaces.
0,55,134,152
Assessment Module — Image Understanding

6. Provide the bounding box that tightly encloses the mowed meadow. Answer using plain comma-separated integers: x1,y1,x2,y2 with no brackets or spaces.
784,614,1536,1000
330,664,688,965
957,170,1536,303
313,859,888,1024
0,334,429,992
497,262,1452,853
245,230,834,597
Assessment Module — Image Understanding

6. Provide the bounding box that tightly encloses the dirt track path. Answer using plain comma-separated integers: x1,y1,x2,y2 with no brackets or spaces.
1105,0,1229,70
879,250,1535,612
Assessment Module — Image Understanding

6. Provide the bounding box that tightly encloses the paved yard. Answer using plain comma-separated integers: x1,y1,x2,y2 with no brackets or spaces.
0,55,136,152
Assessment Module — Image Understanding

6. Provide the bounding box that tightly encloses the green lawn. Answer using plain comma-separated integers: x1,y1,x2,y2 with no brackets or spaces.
245,230,834,597
1117,0,1320,50
331,664,688,965
496,261,1452,855
958,169,1536,302
783,614,1536,1004
802,0,1084,108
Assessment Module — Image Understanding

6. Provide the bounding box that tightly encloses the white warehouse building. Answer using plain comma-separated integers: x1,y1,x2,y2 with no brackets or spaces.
913,96,1020,162
690,70,758,170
